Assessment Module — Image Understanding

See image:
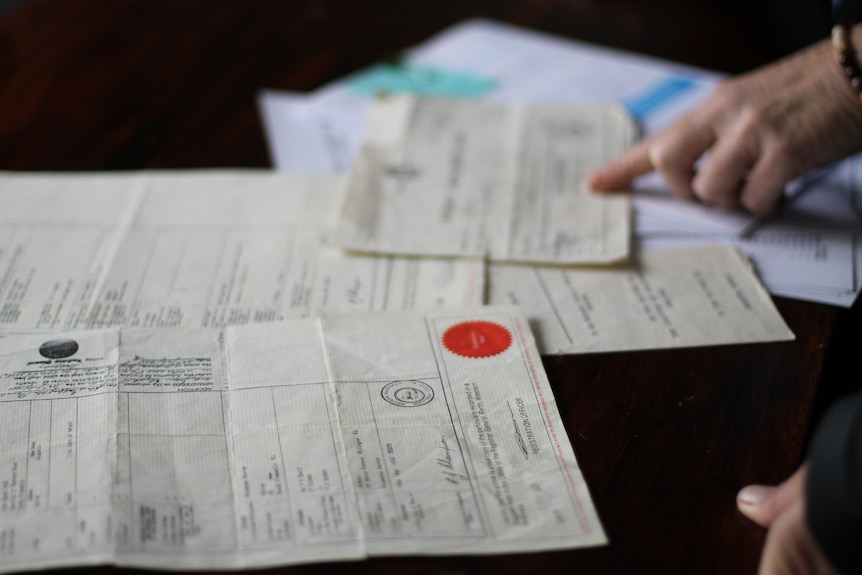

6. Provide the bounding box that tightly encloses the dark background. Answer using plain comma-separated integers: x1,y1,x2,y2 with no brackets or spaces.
0,0,838,172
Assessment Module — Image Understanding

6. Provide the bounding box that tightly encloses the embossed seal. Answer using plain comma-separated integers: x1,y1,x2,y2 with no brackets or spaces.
381,380,434,407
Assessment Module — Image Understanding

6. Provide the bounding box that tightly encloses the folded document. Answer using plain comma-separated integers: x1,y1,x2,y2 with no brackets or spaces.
0,307,604,572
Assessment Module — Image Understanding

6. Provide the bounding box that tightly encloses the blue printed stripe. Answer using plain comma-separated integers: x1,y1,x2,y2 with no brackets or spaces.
624,76,697,119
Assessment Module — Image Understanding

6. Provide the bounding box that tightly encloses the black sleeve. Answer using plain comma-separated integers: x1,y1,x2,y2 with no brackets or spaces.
835,0,862,24
805,389,862,575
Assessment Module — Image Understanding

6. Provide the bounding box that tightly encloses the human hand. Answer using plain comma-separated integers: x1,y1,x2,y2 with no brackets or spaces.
589,29,862,216
736,466,837,575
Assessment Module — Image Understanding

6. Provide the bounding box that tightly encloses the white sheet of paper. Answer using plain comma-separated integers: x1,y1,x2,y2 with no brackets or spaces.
0,171,483,334
335,95,633,264
487,245,793,354
258,90,369,174
0,307,604,572
406,19,720,131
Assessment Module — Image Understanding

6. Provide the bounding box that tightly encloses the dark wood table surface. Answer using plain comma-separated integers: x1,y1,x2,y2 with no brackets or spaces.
0,1,854,574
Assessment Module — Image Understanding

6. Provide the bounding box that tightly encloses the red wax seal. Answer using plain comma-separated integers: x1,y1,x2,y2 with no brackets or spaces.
442,320,512,358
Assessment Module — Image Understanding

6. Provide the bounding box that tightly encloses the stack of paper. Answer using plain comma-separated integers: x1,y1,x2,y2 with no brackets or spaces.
0,168,793,356
0,169,794,572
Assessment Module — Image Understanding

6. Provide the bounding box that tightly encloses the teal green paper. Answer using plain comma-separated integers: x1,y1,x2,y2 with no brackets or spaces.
346,63,497,98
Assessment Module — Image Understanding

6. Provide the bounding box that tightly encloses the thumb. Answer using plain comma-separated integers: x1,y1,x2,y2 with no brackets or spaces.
737,465,808,527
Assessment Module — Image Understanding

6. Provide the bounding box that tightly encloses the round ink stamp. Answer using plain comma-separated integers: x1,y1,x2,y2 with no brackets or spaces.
381,380,434,407
39,338,79,359
442,320,512,358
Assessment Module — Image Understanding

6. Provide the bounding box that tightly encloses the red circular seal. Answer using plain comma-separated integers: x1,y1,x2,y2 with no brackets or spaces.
442,321,512,358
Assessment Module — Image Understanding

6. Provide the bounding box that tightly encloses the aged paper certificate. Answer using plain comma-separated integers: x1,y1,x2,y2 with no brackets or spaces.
0,307,604,572
0,171,483,333
335,95,634,264
488,245,794,354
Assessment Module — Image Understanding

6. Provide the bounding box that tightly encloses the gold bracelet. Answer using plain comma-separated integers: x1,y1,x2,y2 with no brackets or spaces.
832,22,862,103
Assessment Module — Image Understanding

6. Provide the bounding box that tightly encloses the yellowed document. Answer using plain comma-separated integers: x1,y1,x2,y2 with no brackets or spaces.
488,245,795,354
0,307,603,572
0,171,483,333
319,308,605,555
335,95,633,264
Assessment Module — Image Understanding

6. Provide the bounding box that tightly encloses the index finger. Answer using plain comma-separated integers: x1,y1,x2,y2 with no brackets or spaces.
587,139,654,192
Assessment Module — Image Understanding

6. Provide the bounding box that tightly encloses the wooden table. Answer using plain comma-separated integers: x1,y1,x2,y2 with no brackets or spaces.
0,1,849,573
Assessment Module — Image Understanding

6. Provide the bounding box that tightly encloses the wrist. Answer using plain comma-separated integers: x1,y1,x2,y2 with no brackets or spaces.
831,22,862,100
819,23,862,156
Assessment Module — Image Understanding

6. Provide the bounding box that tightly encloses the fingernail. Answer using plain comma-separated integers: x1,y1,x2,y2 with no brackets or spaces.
737,485,772,507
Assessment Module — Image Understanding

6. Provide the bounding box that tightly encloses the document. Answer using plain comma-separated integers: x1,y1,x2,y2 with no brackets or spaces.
0,307,604,572
487,245,794,354
334,95,634,264
0,171,483,333
639,231,862,308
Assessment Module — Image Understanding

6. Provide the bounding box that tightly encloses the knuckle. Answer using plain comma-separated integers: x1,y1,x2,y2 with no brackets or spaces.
647,140,676,170
710,78,746,110
730,106,777,153
712,83,777,141
734,109,762,138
